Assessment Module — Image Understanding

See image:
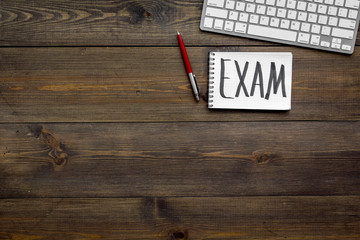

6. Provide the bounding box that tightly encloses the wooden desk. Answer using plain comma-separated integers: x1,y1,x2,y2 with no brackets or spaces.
1,1,359,239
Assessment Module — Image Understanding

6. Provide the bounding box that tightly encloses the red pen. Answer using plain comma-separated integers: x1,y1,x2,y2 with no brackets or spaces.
177,31,200,101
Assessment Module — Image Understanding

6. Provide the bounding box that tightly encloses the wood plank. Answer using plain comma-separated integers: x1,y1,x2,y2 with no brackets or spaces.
1,46,359,122
1,122,359,198
0,0,259,46
1,0,359,46
1,196,359,239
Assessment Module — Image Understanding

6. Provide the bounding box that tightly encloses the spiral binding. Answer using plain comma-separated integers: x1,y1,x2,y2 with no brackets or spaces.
208,52,216,108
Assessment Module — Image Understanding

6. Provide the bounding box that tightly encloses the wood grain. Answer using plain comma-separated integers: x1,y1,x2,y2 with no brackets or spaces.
1,0,359,46
1,46,359,122
1,197,359,239
1,122,359,198
1,1,360,239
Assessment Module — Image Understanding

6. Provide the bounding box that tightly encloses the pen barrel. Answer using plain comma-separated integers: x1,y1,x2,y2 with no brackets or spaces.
188,73,200,101
177,34,193,73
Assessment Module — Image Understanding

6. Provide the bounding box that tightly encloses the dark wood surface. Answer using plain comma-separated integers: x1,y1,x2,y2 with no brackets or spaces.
1,0,359,239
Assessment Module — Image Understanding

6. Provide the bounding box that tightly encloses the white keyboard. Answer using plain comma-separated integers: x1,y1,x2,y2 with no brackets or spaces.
200,0,360,54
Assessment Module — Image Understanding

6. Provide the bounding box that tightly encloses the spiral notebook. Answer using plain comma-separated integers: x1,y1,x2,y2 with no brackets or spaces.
208,52,292,110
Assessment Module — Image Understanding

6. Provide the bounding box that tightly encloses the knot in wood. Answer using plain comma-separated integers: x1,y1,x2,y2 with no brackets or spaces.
29,125,69,168
54,153,68,166
123,3,153,24
143,11,152,17
252,150,277,165
172,231,185,239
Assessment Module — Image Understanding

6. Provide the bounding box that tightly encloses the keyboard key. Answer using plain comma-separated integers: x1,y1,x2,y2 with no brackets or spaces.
341,44,352,51
301,22,311,32
288,0,297,9
311,35,321,45
250,14,260,23
331,42,341,48
224,20,235,31
318,15,328,24
318,5,328,14
298,33,310,43
338,18,357,28
321,41,331,47
348,9,358,18
280,19,291,28
214,19,224,29
270,18,280,27
225,0,235,9
229,11,239,20
277,0,286,7
239,12,250,22
288,10,298,19
236,1,246,10
332,27,354,39
207,0,225,8
332,37,342,43
328,16,338,25
308,13,318,22
246,3,256,12
335,0,345,6
266,0,276,6
257,5,266,14
311,24,321,33
291,21,301,30
338,8,348,17
277,8,287,18
248,24,297,41
298,12,308,21
308,3,318,12
325,0,335,4
297,1,307,11
260,16,270,25
235,22,247,33
206,7,228,19
328,6,338,15
321,26,331,35
203,17,214,28
345,0,360,9
267,7,277,16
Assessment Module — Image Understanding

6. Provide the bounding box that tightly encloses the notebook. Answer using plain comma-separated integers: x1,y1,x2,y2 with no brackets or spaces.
208,52,293,110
